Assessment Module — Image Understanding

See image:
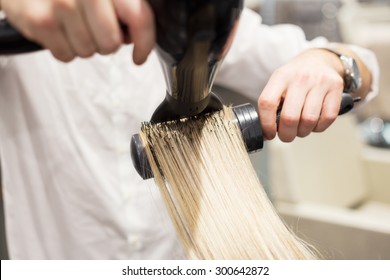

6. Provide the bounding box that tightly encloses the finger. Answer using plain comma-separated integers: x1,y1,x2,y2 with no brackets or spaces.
36,27,76,62
313,90,341,132
54,0,97,58
277,83,310,142
5,3,75,61
297,85,327,138
26,15,76,62
79,0,123,54
258,71,288,140
114,0,155,64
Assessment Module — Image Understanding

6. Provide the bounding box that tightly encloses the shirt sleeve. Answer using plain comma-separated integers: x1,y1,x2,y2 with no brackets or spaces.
216,8,380,104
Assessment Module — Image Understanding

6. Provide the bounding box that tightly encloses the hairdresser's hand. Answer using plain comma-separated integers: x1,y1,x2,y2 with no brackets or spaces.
258,48,345,142
1,0,155,63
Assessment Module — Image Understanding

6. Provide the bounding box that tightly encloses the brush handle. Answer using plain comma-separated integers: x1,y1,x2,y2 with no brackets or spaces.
276,92,357,126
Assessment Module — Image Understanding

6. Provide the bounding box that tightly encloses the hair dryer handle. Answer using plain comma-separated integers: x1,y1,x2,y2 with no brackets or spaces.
0,19,43,54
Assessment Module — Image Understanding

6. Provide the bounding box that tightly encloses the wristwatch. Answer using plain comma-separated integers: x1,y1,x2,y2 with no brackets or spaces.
325,49,362,93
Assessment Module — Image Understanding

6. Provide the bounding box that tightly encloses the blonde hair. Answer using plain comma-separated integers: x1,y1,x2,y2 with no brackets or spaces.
140,106,315,259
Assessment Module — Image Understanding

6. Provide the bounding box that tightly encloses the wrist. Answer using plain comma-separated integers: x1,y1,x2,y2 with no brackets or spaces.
320,48,362,94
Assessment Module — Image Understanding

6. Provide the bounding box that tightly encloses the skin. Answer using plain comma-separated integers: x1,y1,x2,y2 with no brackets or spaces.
0,0,155,64
258,47,372,142
0,0,373,142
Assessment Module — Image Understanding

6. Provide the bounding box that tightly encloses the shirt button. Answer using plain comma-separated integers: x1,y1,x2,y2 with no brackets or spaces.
127,234,143,251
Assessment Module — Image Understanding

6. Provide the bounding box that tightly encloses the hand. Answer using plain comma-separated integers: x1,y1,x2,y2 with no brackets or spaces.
258,48,345,142
1,0,155,63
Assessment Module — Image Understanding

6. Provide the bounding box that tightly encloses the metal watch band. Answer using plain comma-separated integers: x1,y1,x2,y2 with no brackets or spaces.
322,48,362,93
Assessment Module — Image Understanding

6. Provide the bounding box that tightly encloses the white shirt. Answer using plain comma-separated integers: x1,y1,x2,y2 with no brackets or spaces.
0,9,379,259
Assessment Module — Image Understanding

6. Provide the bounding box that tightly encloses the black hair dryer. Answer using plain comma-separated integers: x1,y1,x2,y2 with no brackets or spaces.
130,0,266,180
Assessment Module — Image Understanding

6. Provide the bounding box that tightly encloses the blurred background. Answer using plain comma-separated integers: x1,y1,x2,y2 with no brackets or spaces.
0,0,389,260
244,0,390,259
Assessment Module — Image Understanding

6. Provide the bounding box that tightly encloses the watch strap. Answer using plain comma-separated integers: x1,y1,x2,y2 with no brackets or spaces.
322,48,362,93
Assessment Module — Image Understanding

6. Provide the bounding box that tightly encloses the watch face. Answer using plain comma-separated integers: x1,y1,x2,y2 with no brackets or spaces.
324,49,362,93
343,56,361,93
